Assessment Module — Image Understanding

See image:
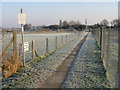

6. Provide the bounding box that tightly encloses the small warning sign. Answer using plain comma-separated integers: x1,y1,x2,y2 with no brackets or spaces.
18,13,26,24
24,42,29,52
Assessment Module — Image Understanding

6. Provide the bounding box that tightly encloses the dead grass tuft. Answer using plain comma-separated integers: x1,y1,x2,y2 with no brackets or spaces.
2,53,23,78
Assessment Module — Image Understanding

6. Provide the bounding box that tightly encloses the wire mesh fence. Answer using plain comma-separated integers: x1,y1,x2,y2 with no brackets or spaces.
1,29,22,78
92,28,118,88
17,32,79,64
1,30,80,78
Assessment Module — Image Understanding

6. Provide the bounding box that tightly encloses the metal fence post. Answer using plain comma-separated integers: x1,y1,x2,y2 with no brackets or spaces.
103,29,106,59
97,29,99,45
104,29,108,69
101,28,104,58
99,27,102,49
106,29,110,70
46,38,48,53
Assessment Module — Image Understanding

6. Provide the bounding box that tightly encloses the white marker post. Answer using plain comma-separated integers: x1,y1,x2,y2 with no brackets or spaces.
18,9,26,66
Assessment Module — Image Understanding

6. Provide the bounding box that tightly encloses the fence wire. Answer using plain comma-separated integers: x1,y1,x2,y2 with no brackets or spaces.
18,32,79,64
92,28,118,88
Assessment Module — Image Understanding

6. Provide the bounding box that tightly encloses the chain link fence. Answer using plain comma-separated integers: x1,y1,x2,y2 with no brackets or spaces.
92,28,118,88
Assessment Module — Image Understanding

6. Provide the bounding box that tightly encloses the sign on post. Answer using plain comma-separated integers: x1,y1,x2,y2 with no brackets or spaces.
18,9,26,66
24,42,29,52
18,13,26,25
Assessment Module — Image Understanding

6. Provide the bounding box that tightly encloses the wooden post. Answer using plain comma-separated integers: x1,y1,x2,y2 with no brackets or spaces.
72,33,74,40
61,35,63,46
13,29,17,56
55,36,57,49
74,33,75,39
78,31,79,37
66,34,67,43
71,34,72,40
19,43,22,59
32,40,35,60
69,34,71,41
70,34,72,41
69,34,70,42
46,38,48,53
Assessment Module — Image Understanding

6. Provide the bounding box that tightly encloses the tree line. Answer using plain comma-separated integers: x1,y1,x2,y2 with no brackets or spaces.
23,18,120,31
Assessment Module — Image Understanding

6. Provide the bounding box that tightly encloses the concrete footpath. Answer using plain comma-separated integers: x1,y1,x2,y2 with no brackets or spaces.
62,32,110,88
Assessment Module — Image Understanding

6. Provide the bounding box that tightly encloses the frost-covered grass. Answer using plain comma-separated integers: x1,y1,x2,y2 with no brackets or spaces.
18,32,77,62
2,31,87,88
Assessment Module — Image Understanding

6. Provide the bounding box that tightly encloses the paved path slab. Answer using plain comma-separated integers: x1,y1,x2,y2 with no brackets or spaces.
62,32,110,88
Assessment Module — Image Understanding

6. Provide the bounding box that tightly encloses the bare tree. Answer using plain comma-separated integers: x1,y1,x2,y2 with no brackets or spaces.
69,20,81,25
69,20,75,25
75,21,81,25
100,19,109,26
111,19,119,27
24,24,32,31
62,21,68,26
